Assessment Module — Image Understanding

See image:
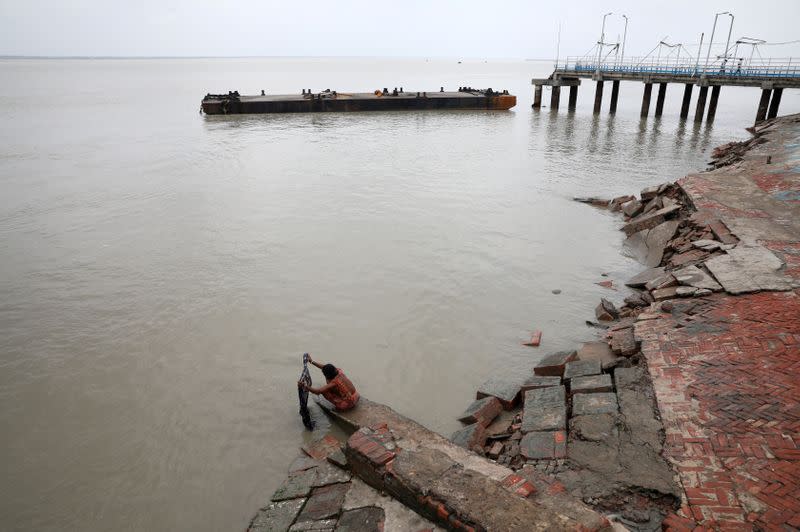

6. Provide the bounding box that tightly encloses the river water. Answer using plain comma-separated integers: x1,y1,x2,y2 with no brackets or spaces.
0,57,797,531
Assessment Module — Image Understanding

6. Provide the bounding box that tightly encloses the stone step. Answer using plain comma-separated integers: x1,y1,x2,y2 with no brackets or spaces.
521,385,567,433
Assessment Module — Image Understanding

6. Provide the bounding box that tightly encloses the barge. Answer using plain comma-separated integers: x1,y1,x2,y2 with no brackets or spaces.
200,87,516,114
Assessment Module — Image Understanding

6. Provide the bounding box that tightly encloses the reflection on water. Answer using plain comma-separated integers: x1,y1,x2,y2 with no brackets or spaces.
0,57,798,532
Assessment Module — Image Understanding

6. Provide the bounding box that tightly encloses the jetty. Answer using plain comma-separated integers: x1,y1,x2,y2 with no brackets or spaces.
532,57,800,123
201,87,515,115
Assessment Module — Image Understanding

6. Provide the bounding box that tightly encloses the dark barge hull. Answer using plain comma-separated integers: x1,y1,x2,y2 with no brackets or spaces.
201,90,516,115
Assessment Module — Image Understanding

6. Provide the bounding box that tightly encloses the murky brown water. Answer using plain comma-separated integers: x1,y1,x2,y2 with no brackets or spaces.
1,57,797,531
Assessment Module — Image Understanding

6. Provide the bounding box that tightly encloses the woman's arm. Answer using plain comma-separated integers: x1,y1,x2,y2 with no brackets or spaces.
300,381,335,395
307,354,325,370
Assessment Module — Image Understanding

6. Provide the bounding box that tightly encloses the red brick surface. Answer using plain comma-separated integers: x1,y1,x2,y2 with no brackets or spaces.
637,291,800,530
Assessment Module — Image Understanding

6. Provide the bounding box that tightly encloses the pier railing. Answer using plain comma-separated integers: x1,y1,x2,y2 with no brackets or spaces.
557,56,800,79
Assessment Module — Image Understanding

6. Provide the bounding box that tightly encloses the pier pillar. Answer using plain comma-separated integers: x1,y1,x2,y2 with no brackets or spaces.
655,83,667,116
533,85,542,109
568,85,578,110
694,86,709,123
593,80,604,114
680,84,694,119
550,85,561,110
767,88,783,119
640,83,653,118
609,80,620,113
755,89,772,123
706,86,721,122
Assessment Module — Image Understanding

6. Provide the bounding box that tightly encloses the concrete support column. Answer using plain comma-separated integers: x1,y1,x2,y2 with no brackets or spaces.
550,85,561,110
767,88,784,119
641,83,653,118
533,85,543,109
706,86,721,122
755,89,772,123
655,83,667,116
568,85,578,110
609,80,620,113
694,86,709,123
593,80,604,114
680,84,694,119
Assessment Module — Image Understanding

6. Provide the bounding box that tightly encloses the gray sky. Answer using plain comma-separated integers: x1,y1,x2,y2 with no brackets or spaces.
1,0,799,59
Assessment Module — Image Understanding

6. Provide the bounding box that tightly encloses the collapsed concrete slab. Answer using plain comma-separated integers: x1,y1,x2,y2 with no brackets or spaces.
706,244,795,294
572,393,618,416
570,374,613,395
625,267,666,288
520,430,567,459
577,341,620,370
520,375,561,393
673,264,723,292
621,205,681,236
319,398,610,530
476,373,528,409
564,359,602,379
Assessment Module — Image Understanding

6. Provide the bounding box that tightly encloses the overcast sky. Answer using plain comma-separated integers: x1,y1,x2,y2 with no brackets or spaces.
1,0,799,59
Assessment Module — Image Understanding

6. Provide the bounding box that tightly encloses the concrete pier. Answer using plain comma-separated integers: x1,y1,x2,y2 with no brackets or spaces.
533,85,543,109
694,86,709,123
609,80,620,113
756,89,772,123
534,60,798,120
568,85,578,110
680,84,694,119
706,86,721,122
655,83,667,117
768,87,784,119
593,80,604,114
641,83,653,118
550,85,561,110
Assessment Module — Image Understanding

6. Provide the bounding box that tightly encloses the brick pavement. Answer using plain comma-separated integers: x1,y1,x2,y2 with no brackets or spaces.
637,290,800,531
638,115,800,530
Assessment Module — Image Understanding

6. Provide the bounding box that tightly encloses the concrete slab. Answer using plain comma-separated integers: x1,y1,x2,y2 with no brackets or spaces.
674,264,723,291
520,431,567,459
534,350,577,376
520,375,562,393
296,483,351,523
626,220,681,267
249,498,307,532
450,423,486,450
625,267,666,288
521,385,566,433
272,468,318,501
622,205,680,236
457,396,502,426
342,477,441,532
610,327,637,356
570,374,614,394
572,393,619,416
476,373,527,409
336,507,385,532
706,244,795,294
577,341,620,370
288,519,336,531
570,414,616,442
564,360,602,379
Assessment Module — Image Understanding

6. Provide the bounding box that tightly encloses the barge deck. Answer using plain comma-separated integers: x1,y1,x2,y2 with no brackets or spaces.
201,88,516,114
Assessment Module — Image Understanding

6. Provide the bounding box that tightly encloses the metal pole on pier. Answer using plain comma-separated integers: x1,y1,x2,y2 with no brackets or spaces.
722,13,735,71
695,33,704,76
597,12,613,74
705,12,729,74
621,15,629,66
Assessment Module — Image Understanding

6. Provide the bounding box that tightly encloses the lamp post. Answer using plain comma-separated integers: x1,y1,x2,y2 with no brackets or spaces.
704,11,730,74
621,15,629,66
597,12,613,74
722,12,735,71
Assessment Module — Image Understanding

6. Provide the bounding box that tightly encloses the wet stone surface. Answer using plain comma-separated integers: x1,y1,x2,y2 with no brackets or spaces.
296,483,351,523
336,506,385,532
563,360,602,380
569,374,613,395
521,385,566,433
572,393,618,416
249,499,306,532
520,431,567,460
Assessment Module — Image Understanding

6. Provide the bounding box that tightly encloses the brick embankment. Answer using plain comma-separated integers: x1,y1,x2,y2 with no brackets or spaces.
642,114,800,531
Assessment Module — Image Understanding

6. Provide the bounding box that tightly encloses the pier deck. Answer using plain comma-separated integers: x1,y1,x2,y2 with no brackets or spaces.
533,58,799,123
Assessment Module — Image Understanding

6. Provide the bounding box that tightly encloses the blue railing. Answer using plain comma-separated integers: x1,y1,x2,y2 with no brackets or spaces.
558,56,800,79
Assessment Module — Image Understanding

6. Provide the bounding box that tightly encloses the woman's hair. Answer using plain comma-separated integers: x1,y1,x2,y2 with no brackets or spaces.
322,364,338,380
